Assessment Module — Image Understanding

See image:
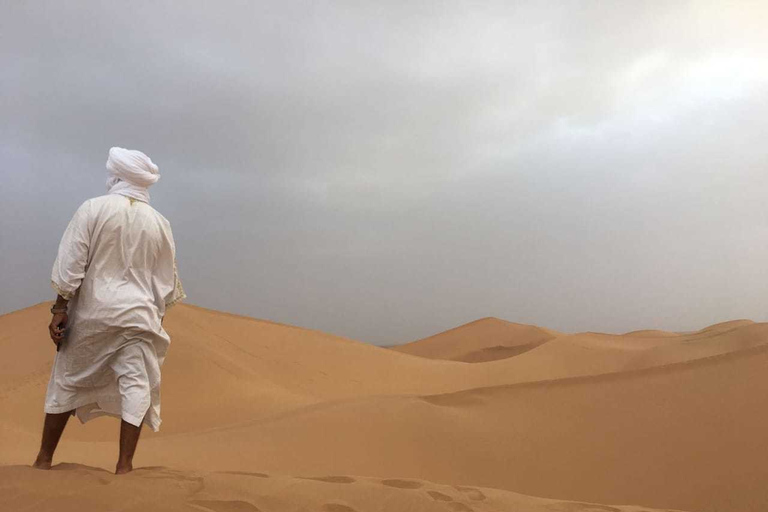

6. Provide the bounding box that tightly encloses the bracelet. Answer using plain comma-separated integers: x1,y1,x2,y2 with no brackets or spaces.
50,306,68,314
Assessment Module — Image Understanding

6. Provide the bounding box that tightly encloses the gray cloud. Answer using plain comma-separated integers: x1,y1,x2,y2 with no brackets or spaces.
2,1,767,344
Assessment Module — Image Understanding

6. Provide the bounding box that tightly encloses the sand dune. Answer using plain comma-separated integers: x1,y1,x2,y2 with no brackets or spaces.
2,302,766,512
389,317,562,362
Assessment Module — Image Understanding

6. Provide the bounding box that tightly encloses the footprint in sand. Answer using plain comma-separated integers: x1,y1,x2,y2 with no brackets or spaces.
188,499,261,512
322,503,358,512
130,467,206,491
380,478,424,489
301,475,357,484
427,490,454,501
424,488,476,511
453,485,486,501
426,490,477,511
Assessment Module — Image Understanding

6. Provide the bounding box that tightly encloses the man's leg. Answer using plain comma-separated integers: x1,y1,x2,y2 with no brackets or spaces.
33,410,74,469
113,343,154,475
115,417,143,474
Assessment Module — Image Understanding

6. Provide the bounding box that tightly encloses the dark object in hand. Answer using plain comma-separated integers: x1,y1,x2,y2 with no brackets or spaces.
49,312,68,351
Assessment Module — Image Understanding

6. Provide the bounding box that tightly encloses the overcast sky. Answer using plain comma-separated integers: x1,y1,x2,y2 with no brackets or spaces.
1,1,767,345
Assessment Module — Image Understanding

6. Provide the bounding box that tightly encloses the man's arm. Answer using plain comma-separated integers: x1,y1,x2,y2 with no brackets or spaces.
49,200,91,350
51,200,92,304
49,294,69,348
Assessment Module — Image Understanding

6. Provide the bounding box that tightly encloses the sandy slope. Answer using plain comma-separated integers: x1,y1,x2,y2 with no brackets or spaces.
0,464,682,512
2,302,766,512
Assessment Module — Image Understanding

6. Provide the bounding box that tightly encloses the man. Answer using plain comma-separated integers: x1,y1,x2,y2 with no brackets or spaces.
32,147,185,475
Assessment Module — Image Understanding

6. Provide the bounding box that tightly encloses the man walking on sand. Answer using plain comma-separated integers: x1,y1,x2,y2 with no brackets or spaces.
33,147,185,475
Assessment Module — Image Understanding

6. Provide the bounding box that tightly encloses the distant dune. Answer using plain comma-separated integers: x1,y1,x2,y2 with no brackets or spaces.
2,302,766,512
389,317,561,362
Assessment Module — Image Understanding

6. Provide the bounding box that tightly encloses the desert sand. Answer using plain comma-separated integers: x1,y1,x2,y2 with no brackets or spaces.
2,302,767,512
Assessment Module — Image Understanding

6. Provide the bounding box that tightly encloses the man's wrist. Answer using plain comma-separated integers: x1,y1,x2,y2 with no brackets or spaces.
51,295,69,314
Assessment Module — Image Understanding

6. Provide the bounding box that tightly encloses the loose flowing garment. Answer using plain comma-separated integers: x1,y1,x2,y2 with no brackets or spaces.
45,193,185,431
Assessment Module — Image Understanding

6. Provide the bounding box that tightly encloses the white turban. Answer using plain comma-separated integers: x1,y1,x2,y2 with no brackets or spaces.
106,147,160,203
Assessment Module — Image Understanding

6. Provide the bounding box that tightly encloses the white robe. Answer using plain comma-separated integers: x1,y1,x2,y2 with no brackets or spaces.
45,193,185,431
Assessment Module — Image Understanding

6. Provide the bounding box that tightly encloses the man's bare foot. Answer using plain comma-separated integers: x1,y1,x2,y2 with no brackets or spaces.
115,462,133,475
32,454,52,470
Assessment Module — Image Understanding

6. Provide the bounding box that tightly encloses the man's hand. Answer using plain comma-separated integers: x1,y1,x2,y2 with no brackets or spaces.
49,313,68,348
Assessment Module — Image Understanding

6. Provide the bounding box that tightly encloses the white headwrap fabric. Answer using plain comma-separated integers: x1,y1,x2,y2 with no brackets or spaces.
106,147,160,203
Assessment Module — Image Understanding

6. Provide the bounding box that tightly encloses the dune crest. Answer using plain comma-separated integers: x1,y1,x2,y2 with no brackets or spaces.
390,317,562,362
